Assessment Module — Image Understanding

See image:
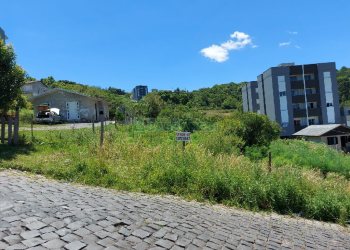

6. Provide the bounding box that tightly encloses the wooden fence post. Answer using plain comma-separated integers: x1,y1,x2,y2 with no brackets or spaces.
13,108,19,145
1,117,5,144
8,117,13,145
268,152,272,172
100,119,104,147
31,114,34,141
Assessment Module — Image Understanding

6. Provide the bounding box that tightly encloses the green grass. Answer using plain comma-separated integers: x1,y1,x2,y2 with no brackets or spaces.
270,139,350,178
0,125,350,224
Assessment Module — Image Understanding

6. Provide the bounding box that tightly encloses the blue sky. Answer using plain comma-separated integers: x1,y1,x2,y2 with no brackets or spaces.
2,0,350,91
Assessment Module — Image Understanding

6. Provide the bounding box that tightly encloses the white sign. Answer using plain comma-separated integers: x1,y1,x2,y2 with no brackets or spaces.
176,132,191,142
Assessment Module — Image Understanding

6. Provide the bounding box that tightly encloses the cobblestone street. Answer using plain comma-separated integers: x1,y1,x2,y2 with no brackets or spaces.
0,170,349,250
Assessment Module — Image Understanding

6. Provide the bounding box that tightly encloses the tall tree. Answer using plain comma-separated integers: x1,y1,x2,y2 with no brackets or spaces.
0,40,26,114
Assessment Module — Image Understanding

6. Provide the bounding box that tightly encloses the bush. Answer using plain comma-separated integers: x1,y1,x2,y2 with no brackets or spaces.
203,111,280,155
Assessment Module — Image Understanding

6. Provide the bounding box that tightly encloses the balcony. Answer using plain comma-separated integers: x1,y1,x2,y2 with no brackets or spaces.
290,79,319,89
293,109,306,118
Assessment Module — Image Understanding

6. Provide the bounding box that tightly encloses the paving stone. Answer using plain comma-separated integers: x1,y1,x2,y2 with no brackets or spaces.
74,227,91,237
134,242,150,250
164,233,178,242
64,240,86,250
22,237,45,247
0,241,9,249
132,229,151,239
41,232,59,240
3,234,22,245
84,243,104,250
25,221,47,230
62,233,82,242
20,230,40,240
155,239,174,249
97,236,116,247
175,237,192,247
42,238,66,249
6,243,27,249
67,221,85,230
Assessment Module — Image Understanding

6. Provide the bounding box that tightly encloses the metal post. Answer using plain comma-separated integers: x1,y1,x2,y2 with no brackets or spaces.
92,117,95,133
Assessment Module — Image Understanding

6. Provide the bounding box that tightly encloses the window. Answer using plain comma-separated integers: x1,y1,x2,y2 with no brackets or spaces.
326,103,333,107
308,119,315,125
290,76,298,81
282,122,288,128
327,137,338,145
305,88,316,95
304,74,315,81
292,89,304,96
279,91,286,97
308,102,317,109
294,119,301,126
347,110,350,116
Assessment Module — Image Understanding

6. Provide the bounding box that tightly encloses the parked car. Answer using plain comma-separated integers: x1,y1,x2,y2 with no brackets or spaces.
35,108,62,124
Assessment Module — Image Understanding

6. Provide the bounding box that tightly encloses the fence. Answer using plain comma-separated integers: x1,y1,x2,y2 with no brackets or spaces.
0,109,20,145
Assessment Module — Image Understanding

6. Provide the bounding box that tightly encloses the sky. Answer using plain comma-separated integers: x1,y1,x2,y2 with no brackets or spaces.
2,0,350,92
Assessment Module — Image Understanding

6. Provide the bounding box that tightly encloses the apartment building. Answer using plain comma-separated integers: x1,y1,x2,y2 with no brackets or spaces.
132,85,148,101
243,62,341,136
242,81,260,113
0,27,7,42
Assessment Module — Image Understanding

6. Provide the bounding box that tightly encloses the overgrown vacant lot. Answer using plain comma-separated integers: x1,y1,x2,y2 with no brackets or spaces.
1,124,350,225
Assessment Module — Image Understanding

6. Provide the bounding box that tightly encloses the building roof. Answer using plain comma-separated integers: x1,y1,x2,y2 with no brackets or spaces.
293,124,350,137
29,88,107,103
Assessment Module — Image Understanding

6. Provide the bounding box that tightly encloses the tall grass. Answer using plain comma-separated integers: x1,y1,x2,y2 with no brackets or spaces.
270,139,350,178
0,125,350,224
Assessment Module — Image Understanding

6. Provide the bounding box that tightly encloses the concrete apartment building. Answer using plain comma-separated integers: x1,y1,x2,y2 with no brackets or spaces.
132,85,148,101
0,27,7,42
242,81,260,113
242,62,341,136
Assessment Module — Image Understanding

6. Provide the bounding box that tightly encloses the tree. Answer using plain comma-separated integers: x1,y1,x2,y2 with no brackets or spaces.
141,93,165,118
0,40,26,114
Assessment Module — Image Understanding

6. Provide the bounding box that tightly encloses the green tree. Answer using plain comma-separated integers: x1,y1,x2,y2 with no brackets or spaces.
141,93,165,118
0,40,26,114
204,111,280,155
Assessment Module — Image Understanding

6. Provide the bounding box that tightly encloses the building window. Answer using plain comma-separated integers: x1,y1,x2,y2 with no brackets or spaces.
347,110,350,116
308,119,315,125
282,122,288,128
294,119,301,126
304,74,315,81
279,91,286,97
326,102,333,107
308,102,317,109
327,137,338,145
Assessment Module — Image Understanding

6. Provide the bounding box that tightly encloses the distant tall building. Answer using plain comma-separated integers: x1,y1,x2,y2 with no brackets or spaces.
242,81,260,113
132,85,148,101
0,27,7,42
242,62,341,136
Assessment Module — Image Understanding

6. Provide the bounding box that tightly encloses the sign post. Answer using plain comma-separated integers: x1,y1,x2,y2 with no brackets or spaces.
176,131,191,150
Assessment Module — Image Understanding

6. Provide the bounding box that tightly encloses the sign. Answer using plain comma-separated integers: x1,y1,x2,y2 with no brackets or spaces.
176,132,191,142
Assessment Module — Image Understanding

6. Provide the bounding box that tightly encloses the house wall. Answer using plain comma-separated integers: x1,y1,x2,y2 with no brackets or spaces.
32,90,109,122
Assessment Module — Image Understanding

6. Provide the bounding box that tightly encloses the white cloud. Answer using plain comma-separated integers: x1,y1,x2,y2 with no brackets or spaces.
201,31,255,63
279,41,291,47
295,45,301,49
200,45,229,63
288,31,298,35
